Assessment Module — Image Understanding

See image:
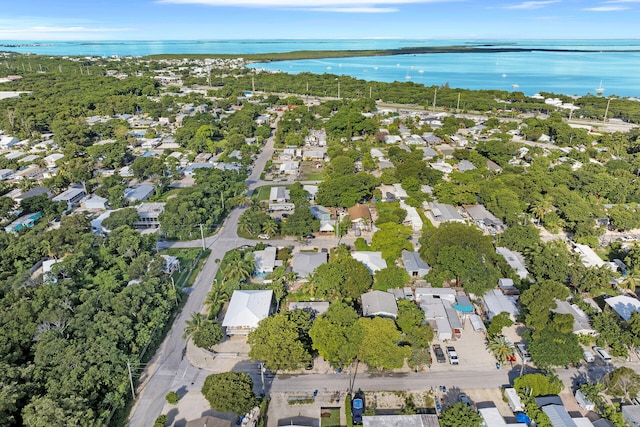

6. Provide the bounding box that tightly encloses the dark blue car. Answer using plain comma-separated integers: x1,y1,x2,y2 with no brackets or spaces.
352,390,365,424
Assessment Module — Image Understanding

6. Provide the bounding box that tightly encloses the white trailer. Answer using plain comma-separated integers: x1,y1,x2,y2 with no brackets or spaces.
504,388,524,413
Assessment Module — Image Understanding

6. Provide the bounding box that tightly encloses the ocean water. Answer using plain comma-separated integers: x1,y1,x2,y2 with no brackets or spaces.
2,39,640,97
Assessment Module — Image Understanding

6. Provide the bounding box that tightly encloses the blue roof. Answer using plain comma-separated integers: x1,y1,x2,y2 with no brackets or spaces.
353,399,363,409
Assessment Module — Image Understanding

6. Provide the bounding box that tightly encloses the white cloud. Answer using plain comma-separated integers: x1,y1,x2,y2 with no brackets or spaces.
157,0,457,7
503,1,559,9
307,7,399,12
583,5,629,10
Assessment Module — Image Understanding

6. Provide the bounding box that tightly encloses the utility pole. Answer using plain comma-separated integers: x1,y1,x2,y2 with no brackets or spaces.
260,362,266,397
199,224,205,250
170,277,178,306
432,88,437,112
127,360,136,399
603,97,612,126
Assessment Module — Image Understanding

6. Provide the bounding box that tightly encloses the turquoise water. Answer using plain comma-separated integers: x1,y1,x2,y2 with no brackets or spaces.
2,39,639,97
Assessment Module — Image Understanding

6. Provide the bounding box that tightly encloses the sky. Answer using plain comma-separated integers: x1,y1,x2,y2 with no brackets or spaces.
1,0,640,40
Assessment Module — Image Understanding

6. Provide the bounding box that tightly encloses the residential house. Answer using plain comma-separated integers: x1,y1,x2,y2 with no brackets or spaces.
415,288,457,341
134,202,165,229
417,146,438,160
362,290,398,319
384,135,402,145
292,252,327,279
498,278,520,296
347,204,372,231
573,243,616,271
422,133,443,145
303,185,318,200
287,301,330,317
400,201,423,232
351,251,387,273
604,295,640,321
0,168,14,180
483,289,519,322
622,405,640,427
19,154,39,164
427,201,464,223
83,195,107,210
0,136,19,149
184,163,214,177
42,259,62,284
401,250,430,277
254,246,279,275
496,247,530,280
456,160,477,172
462,204,505,234
535,396,578,427
52,188,86,210
222,290,275,335
552,299,597,336
124,184,155,202
42,153,64,169
4,212,42,234
14,187,52,204
161,255,180,274
269,187,290,203
392,183,408,200
185,416,232,427
279,161,299,175
429,161,454,174
302,149,326,161
486,159,503,173
14,164,45,181
404,134,425,145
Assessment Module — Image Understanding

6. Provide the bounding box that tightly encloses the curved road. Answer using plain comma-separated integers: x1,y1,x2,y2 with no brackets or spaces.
127,120,278,426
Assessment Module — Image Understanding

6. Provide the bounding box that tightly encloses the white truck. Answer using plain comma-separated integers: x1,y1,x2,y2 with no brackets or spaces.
446,346,459,365
504,387,524,413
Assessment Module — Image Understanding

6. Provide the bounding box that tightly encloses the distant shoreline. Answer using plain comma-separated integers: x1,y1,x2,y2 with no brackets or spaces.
142,45,640,61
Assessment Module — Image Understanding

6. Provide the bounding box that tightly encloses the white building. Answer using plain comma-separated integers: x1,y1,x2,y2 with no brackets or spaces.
351,251,387,273
222,290,275,335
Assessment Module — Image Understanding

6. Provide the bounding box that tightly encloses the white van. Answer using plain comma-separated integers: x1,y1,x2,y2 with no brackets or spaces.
583,350,595,363
516,343,532,363
593,346,612,362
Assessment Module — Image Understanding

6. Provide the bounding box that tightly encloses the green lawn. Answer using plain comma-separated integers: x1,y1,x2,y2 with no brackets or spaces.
321,408,341,427
164,248,211,287
302,171,325,181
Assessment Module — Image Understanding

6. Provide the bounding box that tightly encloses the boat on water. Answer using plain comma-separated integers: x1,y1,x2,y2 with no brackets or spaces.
511,84,519,88
596,80,605,94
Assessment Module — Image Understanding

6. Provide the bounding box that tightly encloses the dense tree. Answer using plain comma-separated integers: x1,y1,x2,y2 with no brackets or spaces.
396,299,434,348
357,317,410,370
374,265,410,290
514,373,563,397
520,280,569,332
605,367,640,403
101,207,140,230
439,402,482,427
311,255,372,299
370,223,412,262
487,312,514,338
201,373,257,416
248,313,312,371
528,328,582,369
488,335,515,364
309,302,361,368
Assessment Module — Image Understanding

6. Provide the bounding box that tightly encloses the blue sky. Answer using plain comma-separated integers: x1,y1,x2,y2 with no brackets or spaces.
1,0,640,40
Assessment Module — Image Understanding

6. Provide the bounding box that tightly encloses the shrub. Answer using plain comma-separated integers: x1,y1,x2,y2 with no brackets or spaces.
166,391,180,404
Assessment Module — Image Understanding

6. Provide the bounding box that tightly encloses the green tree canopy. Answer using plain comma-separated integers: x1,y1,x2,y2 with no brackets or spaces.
514,373,563,397
201,372,257,416
309,302,361,368
248,313,312,372
439,402,482,427
356,317,410,370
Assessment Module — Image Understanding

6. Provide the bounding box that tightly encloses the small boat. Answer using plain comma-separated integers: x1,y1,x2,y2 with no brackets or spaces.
512,84,519,89
326,66,332,70
418,69,424,74
596,80,605,94
502,73,507,78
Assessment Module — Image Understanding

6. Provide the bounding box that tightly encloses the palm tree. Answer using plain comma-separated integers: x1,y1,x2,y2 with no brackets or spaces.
262,219,279,236
529,194,554,225
223,253,255,281
204,284,229,317
183,312,207,339
488,335,516,364
237,213,253,236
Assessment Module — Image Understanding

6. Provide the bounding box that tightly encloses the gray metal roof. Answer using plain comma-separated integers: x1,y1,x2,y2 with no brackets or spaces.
401,250,430,274
362,290,398,318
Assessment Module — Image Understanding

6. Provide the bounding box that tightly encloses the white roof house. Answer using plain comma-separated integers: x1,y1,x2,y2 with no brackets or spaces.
52,188,86,208
254,246,279,275
292,252,327,278
222,290,274,335
269,186,290,203
574,243,616,270
552,299,597,336
42,153,64,168
428,202,464,223
351,251,387,273
361,290,398,319
496,247,530,280
83,195,107,210
483,289,519,321
124,184,155,202
605,295,640,321
402,251,430,277
400,201,423,232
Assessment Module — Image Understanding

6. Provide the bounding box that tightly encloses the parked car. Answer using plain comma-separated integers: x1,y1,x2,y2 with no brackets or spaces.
446,346,459,365
593,346,612,362
433,344,446,363
458,393,473,409
304,234,315,239
352,389,365,424
257,234,271,240
583,350,595,363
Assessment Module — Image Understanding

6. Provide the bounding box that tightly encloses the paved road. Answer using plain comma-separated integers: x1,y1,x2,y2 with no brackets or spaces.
127,117,279,426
